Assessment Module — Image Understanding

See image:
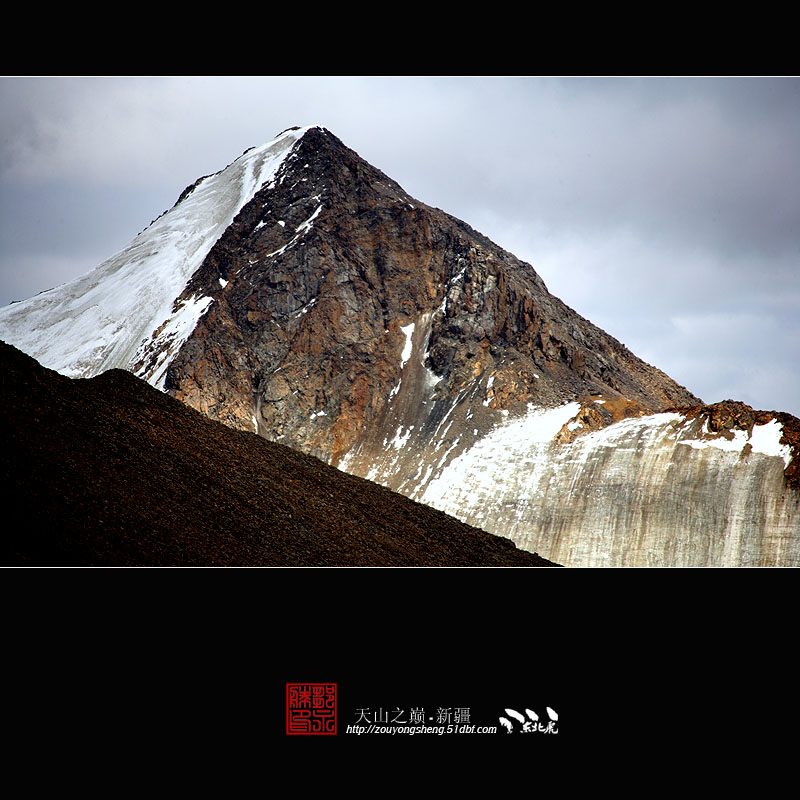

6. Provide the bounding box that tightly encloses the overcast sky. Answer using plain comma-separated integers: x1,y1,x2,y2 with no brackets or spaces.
1,76,798,416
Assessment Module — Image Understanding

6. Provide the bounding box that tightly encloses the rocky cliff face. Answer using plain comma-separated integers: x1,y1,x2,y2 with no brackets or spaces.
2,125,798,566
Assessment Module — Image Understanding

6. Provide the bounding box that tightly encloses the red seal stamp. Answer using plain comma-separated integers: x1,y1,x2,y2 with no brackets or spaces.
286,683,337,735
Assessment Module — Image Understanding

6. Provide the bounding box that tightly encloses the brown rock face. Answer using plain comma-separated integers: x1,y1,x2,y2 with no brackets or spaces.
672,399,800,490
158,127,700,468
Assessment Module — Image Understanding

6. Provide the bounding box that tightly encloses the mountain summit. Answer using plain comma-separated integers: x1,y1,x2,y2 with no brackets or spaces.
2,125,798,566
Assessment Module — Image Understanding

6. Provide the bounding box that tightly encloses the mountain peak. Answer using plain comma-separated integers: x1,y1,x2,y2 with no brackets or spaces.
139,125,704,469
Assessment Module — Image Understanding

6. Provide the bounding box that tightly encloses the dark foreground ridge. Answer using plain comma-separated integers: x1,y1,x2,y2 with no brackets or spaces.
1,341,557,567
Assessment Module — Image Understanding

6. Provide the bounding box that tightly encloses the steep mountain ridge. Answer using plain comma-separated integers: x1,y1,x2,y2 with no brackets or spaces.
2,125,798,566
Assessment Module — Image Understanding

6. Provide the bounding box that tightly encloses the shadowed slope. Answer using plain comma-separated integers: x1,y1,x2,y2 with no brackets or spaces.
1,341,556,567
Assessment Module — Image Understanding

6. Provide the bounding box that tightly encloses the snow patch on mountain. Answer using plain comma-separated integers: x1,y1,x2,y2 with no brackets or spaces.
422,401,582,511
399,323,414,365
263,203,324,261
135,294,214,390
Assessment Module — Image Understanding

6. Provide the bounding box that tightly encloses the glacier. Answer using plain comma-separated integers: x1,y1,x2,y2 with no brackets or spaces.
419,407,798,567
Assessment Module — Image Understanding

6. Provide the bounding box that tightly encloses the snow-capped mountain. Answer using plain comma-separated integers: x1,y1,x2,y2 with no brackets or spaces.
2,125,798,566
0,126,311,385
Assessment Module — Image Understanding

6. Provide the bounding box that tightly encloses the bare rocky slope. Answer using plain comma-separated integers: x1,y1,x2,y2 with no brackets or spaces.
1,341,555,567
